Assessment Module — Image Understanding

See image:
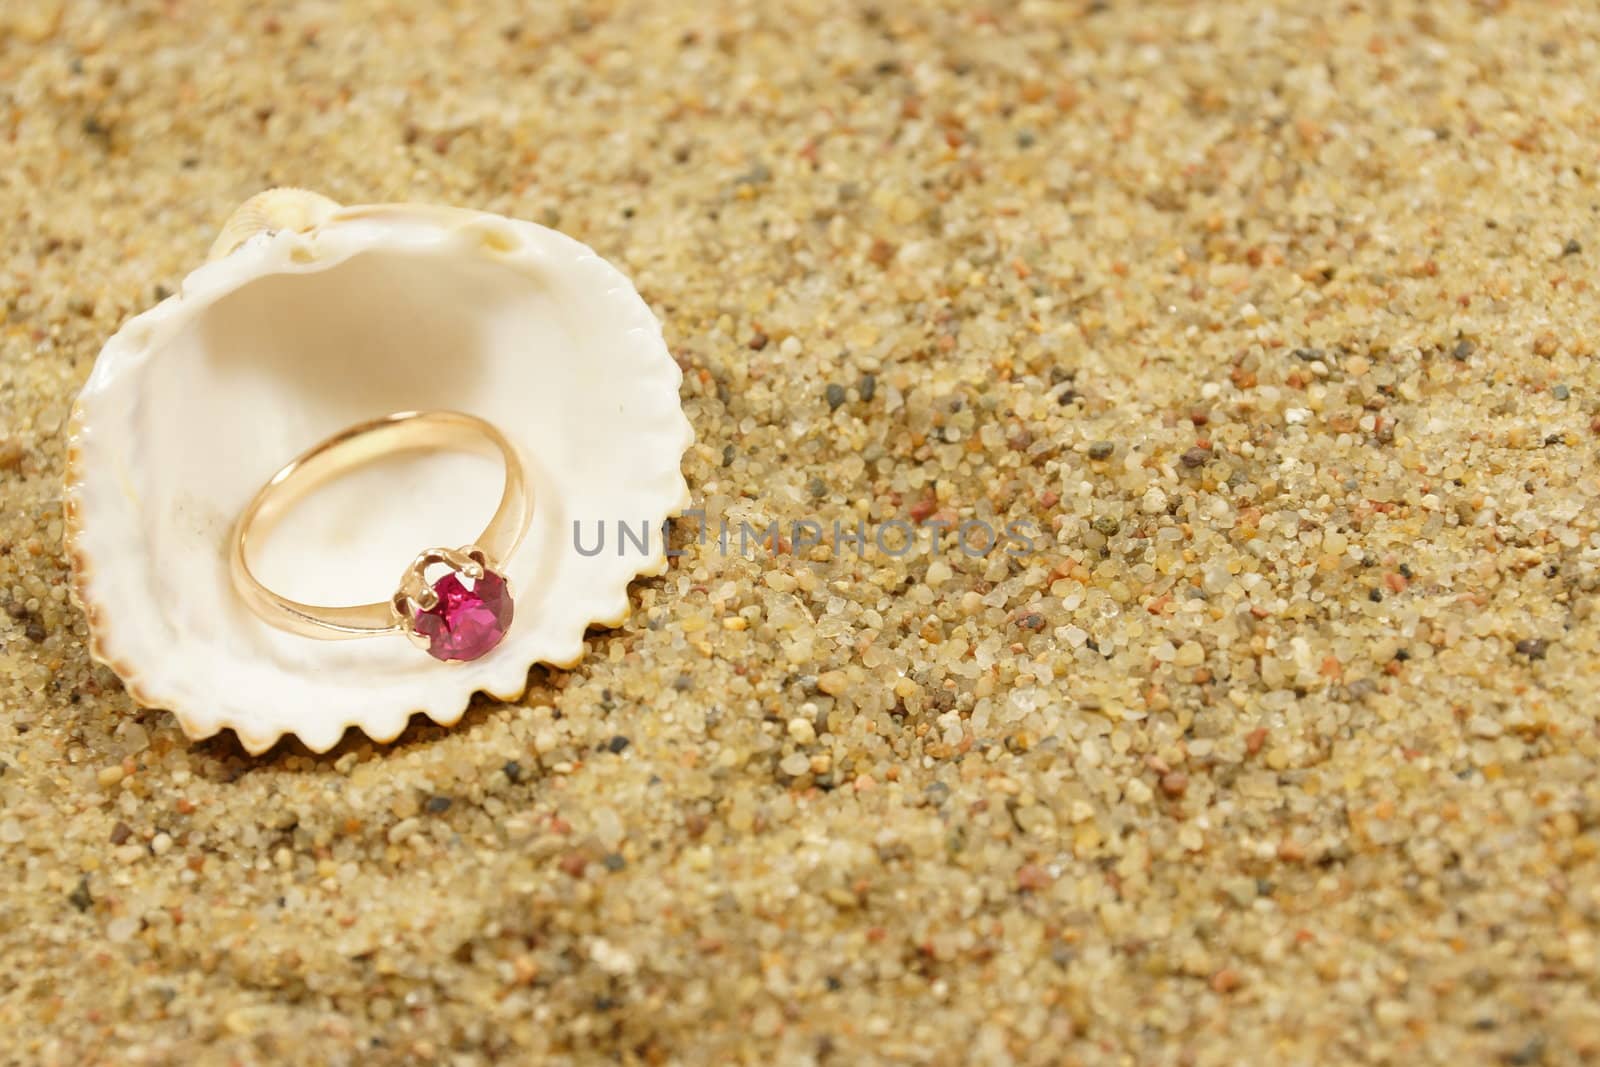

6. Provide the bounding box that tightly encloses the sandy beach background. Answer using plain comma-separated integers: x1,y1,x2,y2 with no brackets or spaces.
2,1,1599,1063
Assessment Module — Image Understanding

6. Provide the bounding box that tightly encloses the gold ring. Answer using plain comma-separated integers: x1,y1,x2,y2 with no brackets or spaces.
229,410,531,661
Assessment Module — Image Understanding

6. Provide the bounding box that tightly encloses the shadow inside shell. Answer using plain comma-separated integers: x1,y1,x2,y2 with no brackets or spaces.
191,248,497,429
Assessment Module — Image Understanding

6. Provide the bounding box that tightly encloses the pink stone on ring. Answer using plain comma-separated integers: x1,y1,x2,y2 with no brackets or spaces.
388,546,516,663
410,567,514,662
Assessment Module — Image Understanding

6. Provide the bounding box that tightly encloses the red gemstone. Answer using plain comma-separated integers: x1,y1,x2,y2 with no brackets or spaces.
412,569,513,662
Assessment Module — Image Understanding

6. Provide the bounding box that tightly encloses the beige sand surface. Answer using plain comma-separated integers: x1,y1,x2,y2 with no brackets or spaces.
2,1,1599,1063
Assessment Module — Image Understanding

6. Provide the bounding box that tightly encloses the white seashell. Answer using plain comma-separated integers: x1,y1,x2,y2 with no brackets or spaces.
66,190,693,754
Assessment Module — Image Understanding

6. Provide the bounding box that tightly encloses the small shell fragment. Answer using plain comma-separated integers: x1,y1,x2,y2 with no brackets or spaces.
206,187,341,261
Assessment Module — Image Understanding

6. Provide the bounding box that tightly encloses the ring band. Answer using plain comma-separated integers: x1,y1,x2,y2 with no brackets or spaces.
230,410,531,661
